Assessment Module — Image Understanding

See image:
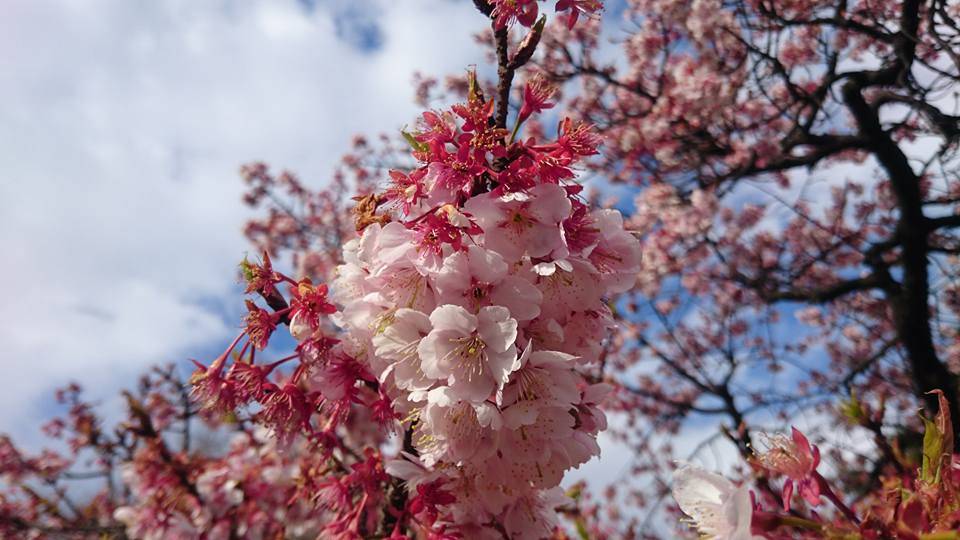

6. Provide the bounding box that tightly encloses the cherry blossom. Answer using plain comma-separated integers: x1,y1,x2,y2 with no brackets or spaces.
418,305,519,402
755,428,822,511
671,464,760,540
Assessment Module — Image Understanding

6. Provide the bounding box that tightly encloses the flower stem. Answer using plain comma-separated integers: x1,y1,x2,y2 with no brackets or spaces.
778,516,823,531
815,472,860,524
509,118,523,144
211,331,246,373
265,353,299,373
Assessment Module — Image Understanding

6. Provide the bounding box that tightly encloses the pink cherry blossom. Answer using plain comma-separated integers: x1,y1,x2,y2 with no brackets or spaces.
756,428,822,511
464,183,572,263
433,245,543,321
372,308,435,394
418,305,519,403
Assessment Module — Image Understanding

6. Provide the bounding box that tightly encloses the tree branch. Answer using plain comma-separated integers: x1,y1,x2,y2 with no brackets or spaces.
839,0,960,439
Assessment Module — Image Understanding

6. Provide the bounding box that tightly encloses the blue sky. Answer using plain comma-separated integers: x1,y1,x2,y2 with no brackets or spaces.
1,0,890,518
0,4,911,536
0,0,810,491
0,0,491,447
0,4,671,523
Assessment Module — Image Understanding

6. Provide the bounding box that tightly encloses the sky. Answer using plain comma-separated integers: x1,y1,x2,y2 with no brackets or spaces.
0,0,838,494
1,2,930,536
0,5,661,529
0,0,494,444
2,0,919,529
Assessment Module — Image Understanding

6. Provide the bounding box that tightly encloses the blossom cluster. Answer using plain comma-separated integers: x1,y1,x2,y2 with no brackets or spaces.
113,429,323,540
298,76,641,537
0,371,338,540
183,67,639,537
489,0,603,30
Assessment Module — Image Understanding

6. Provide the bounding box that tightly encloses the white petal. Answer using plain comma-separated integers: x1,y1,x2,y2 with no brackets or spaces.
426,386,458,407
672,465,737,536
529,350,577,367
467,245,508,283
474,402,503,430
418,331,457,379
478,306,518,353
528,183,572,224
502,401,540,429
490,277,543,321
429,304,477,334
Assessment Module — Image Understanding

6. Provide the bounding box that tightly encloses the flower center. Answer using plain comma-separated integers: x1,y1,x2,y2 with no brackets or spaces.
448,335,487,381
516,366,548,401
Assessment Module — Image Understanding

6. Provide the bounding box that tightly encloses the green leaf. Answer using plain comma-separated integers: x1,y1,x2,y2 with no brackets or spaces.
574,518,590,540
467,67,483,104
921,416,944,483
401,129,429,153
840,391,866,424
239,256,256,282
921,390,953,484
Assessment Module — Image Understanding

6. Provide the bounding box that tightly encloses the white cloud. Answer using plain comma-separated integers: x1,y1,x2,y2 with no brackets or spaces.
0,0,486,444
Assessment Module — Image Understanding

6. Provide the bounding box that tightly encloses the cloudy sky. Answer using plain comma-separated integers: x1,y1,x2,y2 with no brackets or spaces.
0,10,688,530
4,3,896,533
0,0,496,443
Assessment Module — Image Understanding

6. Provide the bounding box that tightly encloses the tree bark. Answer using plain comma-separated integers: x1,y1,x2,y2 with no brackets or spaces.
839,0,960,436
